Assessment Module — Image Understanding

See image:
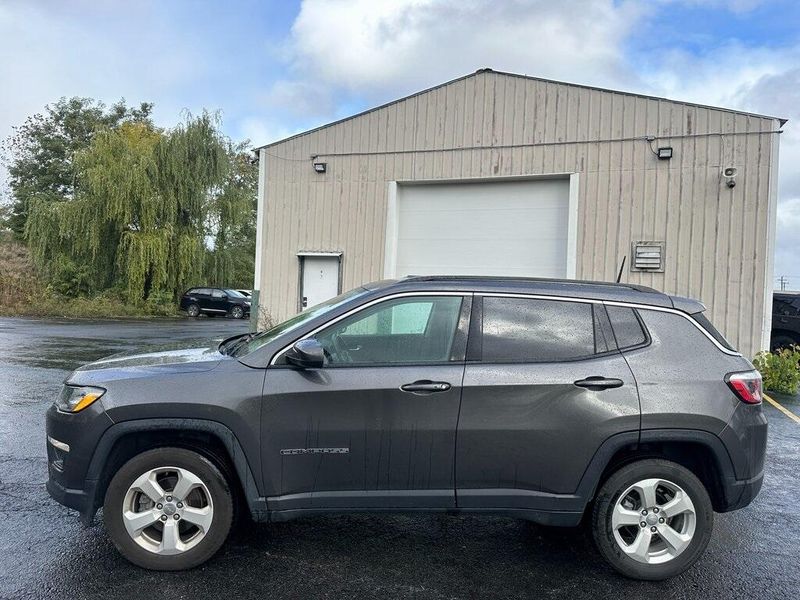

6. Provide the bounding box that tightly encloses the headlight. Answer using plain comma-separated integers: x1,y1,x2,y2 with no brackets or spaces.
56,385,106,413
244,301,251,306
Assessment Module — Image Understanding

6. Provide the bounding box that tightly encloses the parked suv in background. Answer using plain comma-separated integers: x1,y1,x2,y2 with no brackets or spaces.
771,291,800,351
179,287,250,319
47,276,766,579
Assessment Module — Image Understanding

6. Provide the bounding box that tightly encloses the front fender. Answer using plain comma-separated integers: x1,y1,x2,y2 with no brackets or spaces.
81,418,266,524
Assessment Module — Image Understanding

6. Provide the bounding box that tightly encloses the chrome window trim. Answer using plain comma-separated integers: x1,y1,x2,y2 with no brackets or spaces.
270,290,741,364
269,291,472,365
602,299,742,356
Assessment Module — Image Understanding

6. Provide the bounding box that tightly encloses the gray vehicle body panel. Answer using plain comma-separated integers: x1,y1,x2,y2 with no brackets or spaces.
45,276,766,527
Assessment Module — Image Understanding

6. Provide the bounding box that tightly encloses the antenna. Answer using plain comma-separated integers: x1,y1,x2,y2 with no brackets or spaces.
616,256,627,283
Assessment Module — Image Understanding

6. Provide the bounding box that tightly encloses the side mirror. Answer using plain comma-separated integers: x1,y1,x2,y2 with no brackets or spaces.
285,338,324,369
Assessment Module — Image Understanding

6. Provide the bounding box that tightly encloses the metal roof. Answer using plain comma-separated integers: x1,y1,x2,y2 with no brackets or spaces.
256,68,788,150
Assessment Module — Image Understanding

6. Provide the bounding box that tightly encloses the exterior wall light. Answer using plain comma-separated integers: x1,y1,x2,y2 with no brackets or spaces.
656,147,673,160
313,162,327,173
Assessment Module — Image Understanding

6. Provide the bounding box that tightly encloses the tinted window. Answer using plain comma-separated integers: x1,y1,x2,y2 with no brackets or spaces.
211,289,227,298
482,297,595,362
316,296,462,365
225,289,246,298
606,306,647,349
774,297,800,317
195,288,211,295
236,287,371,357
690,312,735,351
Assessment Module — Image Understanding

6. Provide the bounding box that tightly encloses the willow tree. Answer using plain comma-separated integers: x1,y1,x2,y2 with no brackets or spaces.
26,112,232,302
204,140,258,288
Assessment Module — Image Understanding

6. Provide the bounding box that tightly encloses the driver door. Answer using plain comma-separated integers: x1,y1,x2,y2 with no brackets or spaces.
260,294,470,512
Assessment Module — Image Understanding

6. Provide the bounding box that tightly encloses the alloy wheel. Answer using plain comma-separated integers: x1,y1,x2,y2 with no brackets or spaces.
231,306,243,319
611,478,696,564
121,466,214,555
187,304,200,318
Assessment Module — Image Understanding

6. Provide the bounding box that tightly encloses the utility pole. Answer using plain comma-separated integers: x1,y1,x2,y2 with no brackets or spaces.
778,275,788,291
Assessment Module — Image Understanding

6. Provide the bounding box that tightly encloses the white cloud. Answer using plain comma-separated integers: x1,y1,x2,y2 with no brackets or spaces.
273,0,799,286
633,43,800,282
273,0,650,111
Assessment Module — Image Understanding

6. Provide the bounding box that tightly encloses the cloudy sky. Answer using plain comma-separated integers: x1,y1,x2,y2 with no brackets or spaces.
1,0,799,286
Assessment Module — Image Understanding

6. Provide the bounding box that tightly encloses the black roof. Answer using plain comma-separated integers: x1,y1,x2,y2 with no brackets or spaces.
367,275,700,311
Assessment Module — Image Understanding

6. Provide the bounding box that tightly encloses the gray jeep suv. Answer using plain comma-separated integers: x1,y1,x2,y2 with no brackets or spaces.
46,276,767,580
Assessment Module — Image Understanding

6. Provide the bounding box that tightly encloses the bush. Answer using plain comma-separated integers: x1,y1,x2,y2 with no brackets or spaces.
753,346,800,395
50,256,94,297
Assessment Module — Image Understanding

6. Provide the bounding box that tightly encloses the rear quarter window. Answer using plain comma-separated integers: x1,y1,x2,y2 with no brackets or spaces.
690,312,736,352
605,305,648,349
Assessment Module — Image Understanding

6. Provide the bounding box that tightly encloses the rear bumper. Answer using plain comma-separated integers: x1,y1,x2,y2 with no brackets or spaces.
717,402,768,511
719,470,764,512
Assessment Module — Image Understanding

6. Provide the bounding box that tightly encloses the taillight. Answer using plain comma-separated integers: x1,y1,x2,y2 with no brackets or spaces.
726,371,763,404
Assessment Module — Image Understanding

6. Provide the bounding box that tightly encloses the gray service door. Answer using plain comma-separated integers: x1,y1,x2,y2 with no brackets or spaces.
455,296,640,510
261,295,469,512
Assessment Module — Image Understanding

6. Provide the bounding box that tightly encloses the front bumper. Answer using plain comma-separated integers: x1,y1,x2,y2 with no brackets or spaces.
45,401,113,523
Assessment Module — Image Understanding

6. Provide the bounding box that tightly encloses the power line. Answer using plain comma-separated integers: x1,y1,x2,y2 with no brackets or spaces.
258,129,782,162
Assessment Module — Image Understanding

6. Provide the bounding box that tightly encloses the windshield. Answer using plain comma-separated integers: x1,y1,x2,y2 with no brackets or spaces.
232,287,371,357
225,289,246,298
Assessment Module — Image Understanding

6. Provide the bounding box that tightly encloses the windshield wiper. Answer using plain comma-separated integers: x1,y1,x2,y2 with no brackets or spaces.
218,332,255,356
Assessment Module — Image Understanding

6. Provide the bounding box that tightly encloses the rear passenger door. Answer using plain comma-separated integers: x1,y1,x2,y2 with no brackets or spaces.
455,295,641,512
209,289,229,314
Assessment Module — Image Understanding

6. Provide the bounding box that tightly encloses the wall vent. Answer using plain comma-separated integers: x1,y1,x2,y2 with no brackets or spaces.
631,241,665,272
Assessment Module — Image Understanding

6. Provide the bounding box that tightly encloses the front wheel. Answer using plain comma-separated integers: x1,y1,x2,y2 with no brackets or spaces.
230,305,244,319
591,459,713,580
186,303,200,318
103,447,233,570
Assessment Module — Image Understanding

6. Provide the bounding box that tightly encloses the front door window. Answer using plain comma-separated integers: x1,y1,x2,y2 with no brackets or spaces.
315,296,463,365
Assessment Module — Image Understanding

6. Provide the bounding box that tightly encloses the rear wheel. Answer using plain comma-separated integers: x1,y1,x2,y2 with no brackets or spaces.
104,447,233,570
591,459,713,580
186,303,200,318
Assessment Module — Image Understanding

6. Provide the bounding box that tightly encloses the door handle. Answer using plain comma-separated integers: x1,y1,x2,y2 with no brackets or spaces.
400,380,451,394
573,376,624,391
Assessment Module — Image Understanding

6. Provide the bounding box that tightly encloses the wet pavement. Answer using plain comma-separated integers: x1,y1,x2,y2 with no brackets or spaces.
0,315,798,599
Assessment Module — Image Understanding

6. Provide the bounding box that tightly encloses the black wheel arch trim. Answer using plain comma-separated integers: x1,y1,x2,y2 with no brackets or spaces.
574,428,740,512
82,418,266,524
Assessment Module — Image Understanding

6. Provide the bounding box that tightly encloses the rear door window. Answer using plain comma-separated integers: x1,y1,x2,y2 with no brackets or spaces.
480,297,599,362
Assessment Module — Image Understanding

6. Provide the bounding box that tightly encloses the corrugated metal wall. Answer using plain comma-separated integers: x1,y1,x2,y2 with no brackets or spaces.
256,70,781,358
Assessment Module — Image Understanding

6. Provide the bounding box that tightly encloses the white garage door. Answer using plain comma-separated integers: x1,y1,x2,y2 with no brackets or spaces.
393,179,571,278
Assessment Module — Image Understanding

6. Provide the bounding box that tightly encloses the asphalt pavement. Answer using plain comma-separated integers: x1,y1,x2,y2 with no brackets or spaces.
1,316,798,599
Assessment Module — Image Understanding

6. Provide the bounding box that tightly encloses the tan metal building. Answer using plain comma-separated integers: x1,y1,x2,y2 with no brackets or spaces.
253,69,785,357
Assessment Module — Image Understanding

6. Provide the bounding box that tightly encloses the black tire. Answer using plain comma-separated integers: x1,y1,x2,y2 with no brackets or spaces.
591,459,713,580
230,305,244,319
186,303,200,318
104,447,234,571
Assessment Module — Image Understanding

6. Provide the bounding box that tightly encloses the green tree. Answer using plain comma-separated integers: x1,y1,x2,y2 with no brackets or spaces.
204,140,258,289
2,97,153,237
26,112,235,302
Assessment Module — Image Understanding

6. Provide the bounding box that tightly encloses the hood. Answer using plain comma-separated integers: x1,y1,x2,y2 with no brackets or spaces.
67,342,228,385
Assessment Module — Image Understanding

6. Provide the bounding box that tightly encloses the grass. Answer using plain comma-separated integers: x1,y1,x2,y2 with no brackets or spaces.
0,239,180,319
